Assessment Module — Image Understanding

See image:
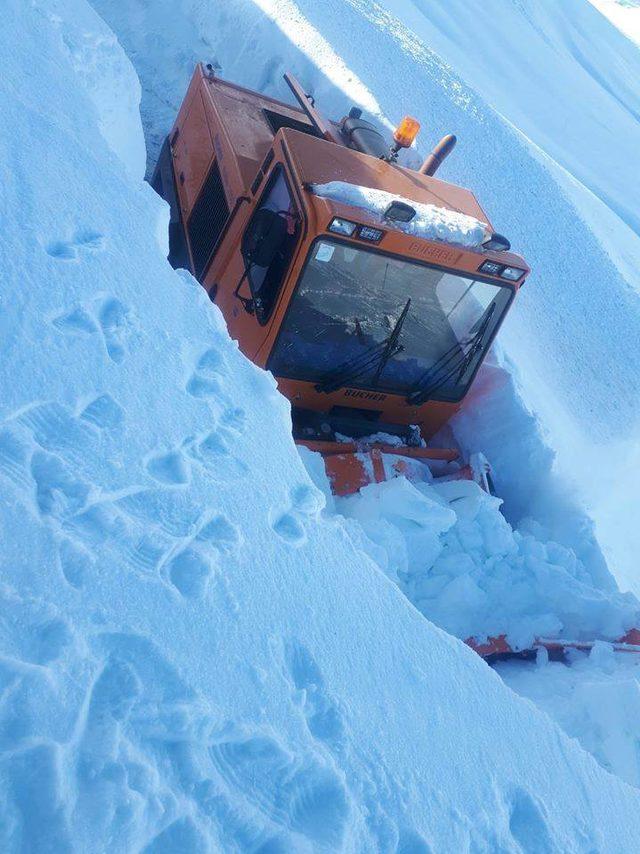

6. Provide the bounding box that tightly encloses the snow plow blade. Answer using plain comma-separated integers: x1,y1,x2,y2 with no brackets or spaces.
296,440,493,497
299,438,640,666
466,630,640,663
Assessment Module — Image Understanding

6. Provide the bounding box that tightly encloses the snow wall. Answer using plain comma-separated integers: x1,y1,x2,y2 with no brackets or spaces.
3,0,640,851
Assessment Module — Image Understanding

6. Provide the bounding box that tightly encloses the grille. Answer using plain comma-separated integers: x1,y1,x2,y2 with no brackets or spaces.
187,160,229,280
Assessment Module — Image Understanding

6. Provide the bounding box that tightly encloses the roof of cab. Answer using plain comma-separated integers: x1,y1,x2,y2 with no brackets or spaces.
200,69,319,191
201,69,490,227
280,128,492,228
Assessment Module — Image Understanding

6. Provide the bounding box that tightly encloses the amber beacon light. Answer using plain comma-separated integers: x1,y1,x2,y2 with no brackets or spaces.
393,116,421,149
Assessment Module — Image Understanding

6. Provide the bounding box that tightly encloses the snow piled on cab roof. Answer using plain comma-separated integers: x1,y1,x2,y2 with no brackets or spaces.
312,180,489,248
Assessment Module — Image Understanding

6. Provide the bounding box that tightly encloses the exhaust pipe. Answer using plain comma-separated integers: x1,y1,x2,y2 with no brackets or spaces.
419,133,457,176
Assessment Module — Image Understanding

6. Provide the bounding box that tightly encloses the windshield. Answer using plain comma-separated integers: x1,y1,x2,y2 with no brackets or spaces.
267,238,513,401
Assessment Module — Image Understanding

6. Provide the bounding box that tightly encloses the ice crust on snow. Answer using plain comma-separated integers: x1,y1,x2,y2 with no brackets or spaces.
312,180,489,247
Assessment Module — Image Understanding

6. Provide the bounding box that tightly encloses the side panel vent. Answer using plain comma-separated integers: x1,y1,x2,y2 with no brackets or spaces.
187,159,230,280
263,109,318,138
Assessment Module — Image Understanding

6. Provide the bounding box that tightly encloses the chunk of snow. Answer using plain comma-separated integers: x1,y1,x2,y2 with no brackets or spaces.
326,470,640,650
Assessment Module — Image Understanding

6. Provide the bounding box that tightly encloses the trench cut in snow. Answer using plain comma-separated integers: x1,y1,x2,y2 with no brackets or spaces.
3,0,640,850
311,180,489,247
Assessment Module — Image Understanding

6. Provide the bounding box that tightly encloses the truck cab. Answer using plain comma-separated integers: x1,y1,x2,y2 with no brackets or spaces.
153,63,529,491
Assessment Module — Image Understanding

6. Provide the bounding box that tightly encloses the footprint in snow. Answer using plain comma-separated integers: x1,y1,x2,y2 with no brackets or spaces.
285,642,345,748
52,306,98,336
196,347,225,375
290,483,325,516
209,728,350,848
145,448,191,486
195,513,242,553
507,787,555,853
168,547,215,599
98,297,130,364
186,374,222,399
58,538,93,590
272,512,306,546
79,394,124,430
186,426,249,481
46,229,106,261
185,347,228,399
77,657,142,785
30,450,91,520
52,296,132,364
270,483,324,546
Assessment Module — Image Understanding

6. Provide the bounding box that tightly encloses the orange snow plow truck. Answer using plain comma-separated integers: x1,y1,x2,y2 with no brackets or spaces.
153,64,528,500
151,65,640,661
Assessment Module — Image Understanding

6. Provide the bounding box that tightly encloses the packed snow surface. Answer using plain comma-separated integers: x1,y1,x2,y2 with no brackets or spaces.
311,181,489,248
4,0,640,850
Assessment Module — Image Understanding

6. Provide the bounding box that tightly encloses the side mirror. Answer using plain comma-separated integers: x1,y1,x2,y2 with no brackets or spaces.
242,208,288,268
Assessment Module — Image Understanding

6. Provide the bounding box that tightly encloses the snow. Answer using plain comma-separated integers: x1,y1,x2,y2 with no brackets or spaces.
375,0,640,594
498,646,640,789
4,0,640,848
302,450,640,651
311,181,489,248
90,0,640,596
588,0,640,46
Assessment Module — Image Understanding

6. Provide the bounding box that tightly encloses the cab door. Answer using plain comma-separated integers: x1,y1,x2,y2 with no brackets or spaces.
210,163,302,366
172,89,216,273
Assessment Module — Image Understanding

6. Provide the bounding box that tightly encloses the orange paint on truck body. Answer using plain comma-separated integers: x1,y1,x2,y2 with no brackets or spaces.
155,64,530,495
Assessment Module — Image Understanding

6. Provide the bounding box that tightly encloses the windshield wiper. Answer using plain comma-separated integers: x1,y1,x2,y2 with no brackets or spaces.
315,298,411,394
407,302,496,405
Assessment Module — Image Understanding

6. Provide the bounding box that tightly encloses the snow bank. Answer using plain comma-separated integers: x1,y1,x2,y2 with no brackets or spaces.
41,0,146,181
375,0,640,592
311,181,489,248
4,0,640,849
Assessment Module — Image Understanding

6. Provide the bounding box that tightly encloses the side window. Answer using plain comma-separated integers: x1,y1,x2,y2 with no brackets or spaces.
242,165,299,325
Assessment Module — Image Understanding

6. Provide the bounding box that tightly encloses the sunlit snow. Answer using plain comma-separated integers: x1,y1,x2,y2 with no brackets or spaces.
2,0,640,850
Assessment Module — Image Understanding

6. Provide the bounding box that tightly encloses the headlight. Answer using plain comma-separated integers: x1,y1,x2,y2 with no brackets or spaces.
500,266,525,281
357,225,384,242
328,217,357,236
478,260,504,276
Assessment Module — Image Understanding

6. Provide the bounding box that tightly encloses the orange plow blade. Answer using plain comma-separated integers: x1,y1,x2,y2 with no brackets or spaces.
298,438,640,666
466,630,640,663
296,439,495,497
296,439,466,497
